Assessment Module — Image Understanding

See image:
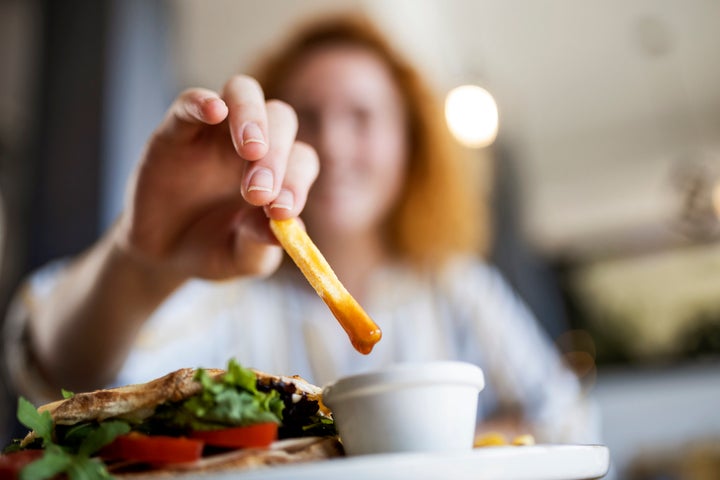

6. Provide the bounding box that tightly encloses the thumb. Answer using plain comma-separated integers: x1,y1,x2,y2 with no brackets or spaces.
155,88,228,142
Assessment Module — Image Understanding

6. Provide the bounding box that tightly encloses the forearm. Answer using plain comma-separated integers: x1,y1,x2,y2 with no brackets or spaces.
29,224,187,392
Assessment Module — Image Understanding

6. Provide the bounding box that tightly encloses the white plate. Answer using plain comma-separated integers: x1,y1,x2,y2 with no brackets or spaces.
194,445,610,480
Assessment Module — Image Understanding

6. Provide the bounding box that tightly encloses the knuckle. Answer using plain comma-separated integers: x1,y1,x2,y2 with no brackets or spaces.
292,140,315,157
266,99,298,126
292,141,320,177
224,74,263,96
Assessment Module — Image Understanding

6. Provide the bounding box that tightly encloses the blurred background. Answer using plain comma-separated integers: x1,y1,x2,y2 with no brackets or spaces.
1,0,719,477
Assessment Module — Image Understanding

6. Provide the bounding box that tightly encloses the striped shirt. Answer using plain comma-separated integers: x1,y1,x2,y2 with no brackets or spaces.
4,255,599,443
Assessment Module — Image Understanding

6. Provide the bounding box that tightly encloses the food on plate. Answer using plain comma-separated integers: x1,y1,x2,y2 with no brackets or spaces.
1,359,342,479
269,217,382,354
474,432,536,448
511,434,536,446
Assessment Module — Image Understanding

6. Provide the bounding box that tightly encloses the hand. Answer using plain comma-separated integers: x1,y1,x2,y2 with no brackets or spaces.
115,75,319,280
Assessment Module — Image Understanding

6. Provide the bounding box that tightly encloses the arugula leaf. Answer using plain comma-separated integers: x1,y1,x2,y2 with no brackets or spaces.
65,457,112,480
78,420,131,456
60,423,96,450
14,397,127,480
54,420,131,457
17,397,53,446
62,389,75,399
21,445,112,480
3,439,23,454
19,445,72,480
301,416,336,436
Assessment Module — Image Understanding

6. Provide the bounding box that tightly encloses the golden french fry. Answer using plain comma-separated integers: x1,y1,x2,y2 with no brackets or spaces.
511,434,536,446
269,218,382,354
474,432,508,447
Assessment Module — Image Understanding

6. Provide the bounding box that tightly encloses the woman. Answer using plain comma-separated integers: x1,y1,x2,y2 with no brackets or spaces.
4,15,596,443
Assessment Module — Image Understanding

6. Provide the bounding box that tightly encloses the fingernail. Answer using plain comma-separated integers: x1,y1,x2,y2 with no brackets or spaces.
242,122,265,146
247,167,274,193
201,96,218,106
270,189,294,210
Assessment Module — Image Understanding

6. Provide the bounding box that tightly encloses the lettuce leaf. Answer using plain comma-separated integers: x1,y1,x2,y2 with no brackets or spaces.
149,359,284,431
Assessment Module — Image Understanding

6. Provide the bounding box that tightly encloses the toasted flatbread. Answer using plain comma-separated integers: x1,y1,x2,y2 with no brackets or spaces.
38,368,225,426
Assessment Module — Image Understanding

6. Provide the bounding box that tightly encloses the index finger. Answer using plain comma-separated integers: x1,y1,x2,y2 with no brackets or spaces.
222,75,269,161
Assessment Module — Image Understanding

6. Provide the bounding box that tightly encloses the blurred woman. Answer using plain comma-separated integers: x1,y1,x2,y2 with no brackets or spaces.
4,15,597,443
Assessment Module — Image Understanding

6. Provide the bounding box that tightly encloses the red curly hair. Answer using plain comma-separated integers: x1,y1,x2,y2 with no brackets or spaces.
252,14,489,268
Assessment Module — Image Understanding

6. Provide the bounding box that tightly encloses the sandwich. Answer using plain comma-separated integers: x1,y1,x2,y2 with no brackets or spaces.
1,359,343,479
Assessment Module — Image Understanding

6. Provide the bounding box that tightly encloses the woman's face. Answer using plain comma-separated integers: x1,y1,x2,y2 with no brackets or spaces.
279,45,409,239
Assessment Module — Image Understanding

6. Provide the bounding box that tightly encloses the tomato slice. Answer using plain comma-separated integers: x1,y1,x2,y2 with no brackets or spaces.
101,432,203,464
0,450,44,480
190,422,278,448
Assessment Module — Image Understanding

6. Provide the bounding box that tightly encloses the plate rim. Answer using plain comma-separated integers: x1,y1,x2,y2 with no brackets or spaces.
191,444,611,480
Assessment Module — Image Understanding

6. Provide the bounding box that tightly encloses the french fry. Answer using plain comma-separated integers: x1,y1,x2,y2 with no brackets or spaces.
474,432,536,448
474,432,508,447
511,434,536,446
269,218,382,354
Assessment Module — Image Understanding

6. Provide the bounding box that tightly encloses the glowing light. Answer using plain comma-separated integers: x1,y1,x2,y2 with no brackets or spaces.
712,181,720,219
444,85,499,148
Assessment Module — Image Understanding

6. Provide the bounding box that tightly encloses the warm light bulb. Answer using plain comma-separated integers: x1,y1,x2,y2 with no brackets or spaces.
712,181,720,219
445,85,499,148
